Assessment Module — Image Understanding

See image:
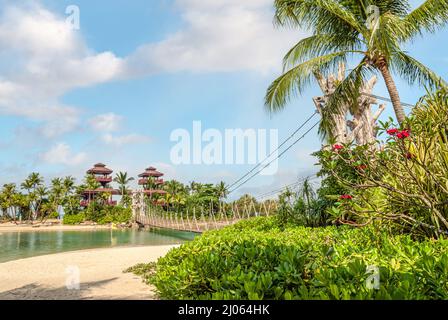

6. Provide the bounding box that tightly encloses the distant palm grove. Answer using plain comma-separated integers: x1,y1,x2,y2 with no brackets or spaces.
0,170,243,225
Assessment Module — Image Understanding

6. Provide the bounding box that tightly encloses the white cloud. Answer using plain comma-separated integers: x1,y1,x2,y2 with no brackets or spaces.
101,133,151,147
124,0,303,75
0,3,124,138
40,143,87,166
89,113,123,132
0,1,302,142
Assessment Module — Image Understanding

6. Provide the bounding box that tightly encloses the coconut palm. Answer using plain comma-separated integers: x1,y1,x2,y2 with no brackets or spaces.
0,184,18,221
62,176,76,196
216,181,229,201
113,171,134,197
266,0,448,125
21,172,44,221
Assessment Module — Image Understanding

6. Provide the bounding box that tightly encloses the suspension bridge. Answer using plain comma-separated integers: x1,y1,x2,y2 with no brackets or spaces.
131,191,276,233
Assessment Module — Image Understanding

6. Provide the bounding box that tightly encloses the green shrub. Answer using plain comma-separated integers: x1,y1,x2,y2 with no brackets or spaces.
63,213,85,225
84,202,106,222
276,179,330,228
317,88,448,237
97,206,132,225
138,217,448,300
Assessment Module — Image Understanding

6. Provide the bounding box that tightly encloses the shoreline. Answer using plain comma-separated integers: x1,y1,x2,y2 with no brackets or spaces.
0,221,114,233
0,244,177,300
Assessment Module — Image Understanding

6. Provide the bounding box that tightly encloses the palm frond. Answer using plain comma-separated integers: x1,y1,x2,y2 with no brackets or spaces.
367,13,404,59
391,51,447,88
265,52,349,113
274,0,366,35
403,0,448,39
283,34,364,71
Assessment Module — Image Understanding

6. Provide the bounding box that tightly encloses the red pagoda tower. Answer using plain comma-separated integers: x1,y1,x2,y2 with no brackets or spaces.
81,163,118,207
138,166,167,203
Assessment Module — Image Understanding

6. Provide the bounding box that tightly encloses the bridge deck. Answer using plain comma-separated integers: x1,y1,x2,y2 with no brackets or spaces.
134,213,241,233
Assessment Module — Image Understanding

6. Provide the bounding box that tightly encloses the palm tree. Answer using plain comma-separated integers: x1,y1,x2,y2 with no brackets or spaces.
144,176,158,191
21,172,44,221
113,171,134,197
215,181,229,201
266,0,448,125
49,178,65,219
0,184,18,222
298,178,316,208
62,176,76,196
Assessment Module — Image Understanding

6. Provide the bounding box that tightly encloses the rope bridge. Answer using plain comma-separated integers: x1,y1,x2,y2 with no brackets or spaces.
131,192,274,233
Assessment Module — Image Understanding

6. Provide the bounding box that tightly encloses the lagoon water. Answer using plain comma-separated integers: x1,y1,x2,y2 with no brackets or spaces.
0,228,195,263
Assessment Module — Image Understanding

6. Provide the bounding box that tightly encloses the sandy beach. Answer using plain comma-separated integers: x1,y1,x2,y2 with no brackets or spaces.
0,245,177,300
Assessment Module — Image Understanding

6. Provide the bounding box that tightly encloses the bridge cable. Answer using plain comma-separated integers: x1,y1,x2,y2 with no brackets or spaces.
229,120,320,194
228,112,318,190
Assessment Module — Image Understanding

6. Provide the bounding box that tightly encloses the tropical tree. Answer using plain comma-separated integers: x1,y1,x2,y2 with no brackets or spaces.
0,184,19,221
266,0,448,125
144,176,158,191
297,178,316,208
47,178,65,220
114,171,134,198
216,181,229,201
21,172,45,221
62,176,76,196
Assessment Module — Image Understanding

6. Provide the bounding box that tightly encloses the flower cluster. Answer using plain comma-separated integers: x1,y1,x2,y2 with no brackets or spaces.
397,130,410,139
387,128,410,139
333,144,343,151
339,194,353,200
386,128,399,135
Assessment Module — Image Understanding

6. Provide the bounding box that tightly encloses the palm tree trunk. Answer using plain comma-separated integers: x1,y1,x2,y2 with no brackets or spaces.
378,63,406,124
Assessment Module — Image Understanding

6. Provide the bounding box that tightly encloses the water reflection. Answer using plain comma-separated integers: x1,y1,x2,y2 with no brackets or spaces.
0,228,196,263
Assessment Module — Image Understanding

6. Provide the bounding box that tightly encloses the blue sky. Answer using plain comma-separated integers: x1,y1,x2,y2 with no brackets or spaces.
0,0,446,199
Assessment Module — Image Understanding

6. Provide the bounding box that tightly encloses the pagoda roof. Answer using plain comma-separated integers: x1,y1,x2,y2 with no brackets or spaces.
83,188,119,195
87,163,113,175
138,166,164,178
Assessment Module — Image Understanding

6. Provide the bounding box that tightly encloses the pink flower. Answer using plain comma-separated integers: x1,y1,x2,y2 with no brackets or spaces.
387,128,399,135
340,194,353,200
333,144,343,151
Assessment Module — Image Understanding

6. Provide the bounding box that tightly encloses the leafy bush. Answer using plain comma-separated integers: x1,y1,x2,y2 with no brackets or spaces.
97,206,132,225
276,179,330,228
137,217,448,300
63,204,131,225
63,213,85,225
317,88,448,237
84,202,106,222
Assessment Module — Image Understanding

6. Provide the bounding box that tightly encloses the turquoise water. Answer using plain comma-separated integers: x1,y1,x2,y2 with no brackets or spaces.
0,228,196,263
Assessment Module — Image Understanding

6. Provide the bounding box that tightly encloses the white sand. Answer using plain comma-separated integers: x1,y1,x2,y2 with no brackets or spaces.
0,245,177,300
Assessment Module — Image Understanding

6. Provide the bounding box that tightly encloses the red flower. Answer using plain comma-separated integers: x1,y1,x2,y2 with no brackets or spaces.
397,130,410,139
387,128,399,135
355,164,367,171
333,144,343,151
340,194,353,200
